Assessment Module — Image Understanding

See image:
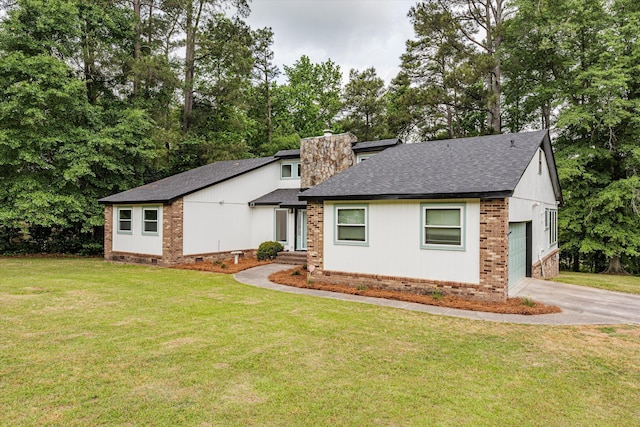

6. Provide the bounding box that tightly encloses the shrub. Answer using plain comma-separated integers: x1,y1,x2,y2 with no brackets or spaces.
257,241,284,260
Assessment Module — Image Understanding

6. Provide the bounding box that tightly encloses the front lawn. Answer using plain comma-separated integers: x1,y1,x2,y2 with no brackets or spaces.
555,271,640,295
1,258,639,426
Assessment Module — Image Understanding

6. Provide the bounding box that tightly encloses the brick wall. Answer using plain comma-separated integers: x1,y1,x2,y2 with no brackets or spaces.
532,248,559,279
162,198,184,264
103,205,113,261
479,198,509,301
300,132,357,188
306,201,324,274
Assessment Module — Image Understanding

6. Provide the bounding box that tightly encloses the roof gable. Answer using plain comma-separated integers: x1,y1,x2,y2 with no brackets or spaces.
300,131,558,201
99,157,277,204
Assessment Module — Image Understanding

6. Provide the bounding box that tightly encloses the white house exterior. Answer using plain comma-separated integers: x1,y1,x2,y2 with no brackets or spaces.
100,131,561,302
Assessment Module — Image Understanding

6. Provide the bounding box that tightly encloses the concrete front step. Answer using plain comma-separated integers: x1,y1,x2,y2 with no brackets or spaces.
275,251,307,265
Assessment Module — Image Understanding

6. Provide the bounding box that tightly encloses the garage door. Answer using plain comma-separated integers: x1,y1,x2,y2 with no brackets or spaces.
508,222,527,288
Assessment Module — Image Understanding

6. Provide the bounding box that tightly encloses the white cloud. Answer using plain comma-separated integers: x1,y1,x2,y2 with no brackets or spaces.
245,0,415,85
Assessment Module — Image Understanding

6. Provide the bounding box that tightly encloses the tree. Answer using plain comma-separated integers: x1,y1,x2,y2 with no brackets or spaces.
399,0,510,138
281,55,343,138
0,0,159,253
250,27,279,149
339,67,389,141
178,0,249,130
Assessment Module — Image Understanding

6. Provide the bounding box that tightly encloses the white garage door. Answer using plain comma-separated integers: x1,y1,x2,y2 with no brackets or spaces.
508,222,527,287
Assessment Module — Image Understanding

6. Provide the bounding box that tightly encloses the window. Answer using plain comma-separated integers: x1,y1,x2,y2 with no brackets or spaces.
117,208,132,234
275,209,288,242
546,208,558,246
421,204,465,249
538,150,543,175
335,205,368,245
281,162,300,179
142,207,159,235
357,154,374,163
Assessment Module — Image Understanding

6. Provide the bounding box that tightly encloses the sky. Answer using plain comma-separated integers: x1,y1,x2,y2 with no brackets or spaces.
245,0,416,85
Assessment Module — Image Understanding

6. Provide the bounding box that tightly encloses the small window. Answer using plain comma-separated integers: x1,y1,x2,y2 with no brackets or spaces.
422,204,465,249
357,154,373,163
335,205,367,245
546,208,558,246
142,207,159,235
538,150,543,175
275,209,288,242
117,208,132,234
281,162,300,179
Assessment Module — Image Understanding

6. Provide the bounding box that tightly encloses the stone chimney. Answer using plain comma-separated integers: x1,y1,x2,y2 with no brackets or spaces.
300,132,357,188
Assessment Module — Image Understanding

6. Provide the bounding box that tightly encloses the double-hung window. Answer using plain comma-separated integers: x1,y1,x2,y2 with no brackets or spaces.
335,205,368,245
546,208,558,246
117,208,133,234
281,162,301,179
421,204,465,249
142,207,159,235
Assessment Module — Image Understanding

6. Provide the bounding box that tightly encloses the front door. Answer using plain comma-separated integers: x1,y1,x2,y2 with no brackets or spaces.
296,209,307,250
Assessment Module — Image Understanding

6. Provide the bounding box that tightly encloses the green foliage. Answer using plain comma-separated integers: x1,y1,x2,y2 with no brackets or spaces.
256,241,284,260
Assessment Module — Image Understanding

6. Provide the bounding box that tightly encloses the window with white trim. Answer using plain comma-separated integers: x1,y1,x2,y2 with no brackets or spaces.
281,162,301,179
546,208,558,246
117,208,133,234
142,207,159,235
421,204,465,249
335,205,368,244
275,209,288,242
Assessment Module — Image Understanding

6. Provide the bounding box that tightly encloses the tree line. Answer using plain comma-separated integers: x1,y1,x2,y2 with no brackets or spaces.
1,0,639,274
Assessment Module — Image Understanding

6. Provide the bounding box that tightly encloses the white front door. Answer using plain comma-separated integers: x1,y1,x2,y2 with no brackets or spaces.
296,209,307,250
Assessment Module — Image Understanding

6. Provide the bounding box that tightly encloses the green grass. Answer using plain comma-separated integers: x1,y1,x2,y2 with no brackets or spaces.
1,258,639,426
555,271,640,295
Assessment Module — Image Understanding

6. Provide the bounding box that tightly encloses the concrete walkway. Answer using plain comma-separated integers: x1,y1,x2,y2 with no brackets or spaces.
234,264,640,325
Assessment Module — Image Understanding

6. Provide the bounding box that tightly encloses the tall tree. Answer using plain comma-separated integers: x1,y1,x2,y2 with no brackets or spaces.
339,67,389,141
178,0,249,130
282,55,343,138
250,27,279,150
401,0,510,137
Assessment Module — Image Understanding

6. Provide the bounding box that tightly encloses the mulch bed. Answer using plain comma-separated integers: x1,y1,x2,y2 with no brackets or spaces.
172,257,273,274
270,267,561,315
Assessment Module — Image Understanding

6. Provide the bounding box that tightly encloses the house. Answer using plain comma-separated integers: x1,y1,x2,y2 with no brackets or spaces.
97,132,400,265
99,130,561,302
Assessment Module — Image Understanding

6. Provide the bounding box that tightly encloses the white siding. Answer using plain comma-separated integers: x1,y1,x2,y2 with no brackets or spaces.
112,205,163,256
509,148,559,261
324,200,481,284
183,163,283,255
278,158,301,189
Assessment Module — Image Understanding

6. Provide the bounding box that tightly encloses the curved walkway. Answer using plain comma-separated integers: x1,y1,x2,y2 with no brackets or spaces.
235,264,640,325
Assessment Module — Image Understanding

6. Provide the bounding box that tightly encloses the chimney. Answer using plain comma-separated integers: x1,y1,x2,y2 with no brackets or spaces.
300,132,357,188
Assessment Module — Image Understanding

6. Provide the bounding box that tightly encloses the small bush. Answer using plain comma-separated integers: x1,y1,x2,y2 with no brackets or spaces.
432,290,444,301
522,297,535,307
257,241,284,260
291,269,301,276
357,285,367,291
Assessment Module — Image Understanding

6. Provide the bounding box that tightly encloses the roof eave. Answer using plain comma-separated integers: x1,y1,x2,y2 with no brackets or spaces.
299,190,514,202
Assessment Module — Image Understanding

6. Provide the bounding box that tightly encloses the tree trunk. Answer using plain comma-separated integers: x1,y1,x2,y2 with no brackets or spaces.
82,19,98,105
572,252,580,272
265,73,272,145
183,0,202,131
603,255,626,274
132,0,141,99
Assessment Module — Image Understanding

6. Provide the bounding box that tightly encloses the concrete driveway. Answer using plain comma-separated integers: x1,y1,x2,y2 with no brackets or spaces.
235,264,640,325
513,278,640,325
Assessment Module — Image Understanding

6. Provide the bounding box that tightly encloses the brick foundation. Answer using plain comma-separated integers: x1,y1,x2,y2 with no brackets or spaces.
317,271,505,302
532,248,559,279
106,249,258,266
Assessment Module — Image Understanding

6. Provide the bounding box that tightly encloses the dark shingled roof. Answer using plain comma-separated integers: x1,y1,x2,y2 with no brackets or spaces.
274,149,300,159
300,131,562,202
99,157,277,204
352,138,402,153
250,188,306,208
272,138,401,159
